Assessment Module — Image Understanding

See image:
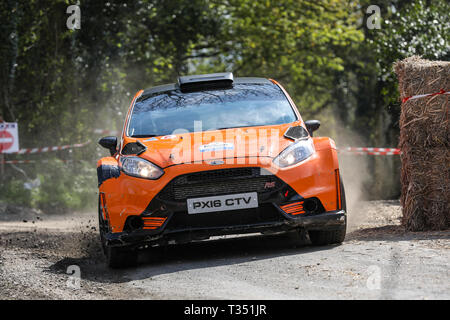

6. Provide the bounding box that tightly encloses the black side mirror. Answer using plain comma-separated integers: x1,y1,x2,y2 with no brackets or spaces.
305,120,321,137
99,136,117,156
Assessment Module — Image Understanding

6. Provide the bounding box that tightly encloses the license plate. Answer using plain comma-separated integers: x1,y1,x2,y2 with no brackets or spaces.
187,192,258,214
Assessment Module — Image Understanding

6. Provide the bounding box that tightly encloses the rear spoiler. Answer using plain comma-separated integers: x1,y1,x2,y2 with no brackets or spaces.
178,72,234,92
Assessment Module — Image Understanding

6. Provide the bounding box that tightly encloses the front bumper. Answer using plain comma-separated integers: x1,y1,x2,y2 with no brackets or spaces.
104,209,346,249
101,160,346,248
100,148,342,235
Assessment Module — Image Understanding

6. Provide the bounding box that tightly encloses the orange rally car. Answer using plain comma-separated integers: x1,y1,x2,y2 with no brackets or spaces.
97,73,346,268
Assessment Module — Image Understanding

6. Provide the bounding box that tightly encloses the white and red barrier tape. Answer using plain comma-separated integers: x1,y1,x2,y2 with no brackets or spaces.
1,126,405,163
3,140,91,155
402,89,449,103
91,129,402,155
2,145,401,164
339,147,401,155
2,89,446,160
2,159,76,164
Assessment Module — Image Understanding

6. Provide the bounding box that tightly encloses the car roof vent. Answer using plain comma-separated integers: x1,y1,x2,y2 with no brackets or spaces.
178,72,234,93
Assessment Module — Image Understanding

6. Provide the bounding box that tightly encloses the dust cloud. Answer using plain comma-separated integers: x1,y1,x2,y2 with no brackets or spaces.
326,122,374,230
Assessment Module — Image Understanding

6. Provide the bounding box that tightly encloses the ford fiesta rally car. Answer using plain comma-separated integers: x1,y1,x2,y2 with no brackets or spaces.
97,73,346,268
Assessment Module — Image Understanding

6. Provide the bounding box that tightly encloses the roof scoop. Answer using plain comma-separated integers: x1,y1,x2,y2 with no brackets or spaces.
178,72,234,92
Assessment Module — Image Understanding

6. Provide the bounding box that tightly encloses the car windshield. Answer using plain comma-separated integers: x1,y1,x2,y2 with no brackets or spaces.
127,83,297,137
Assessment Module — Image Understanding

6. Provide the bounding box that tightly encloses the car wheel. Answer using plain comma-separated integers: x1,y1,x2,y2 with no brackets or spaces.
308,174,347,246
339,174,347,212
98,195,108,254
308,226,346,246
98,195,138,268
105,246,138,269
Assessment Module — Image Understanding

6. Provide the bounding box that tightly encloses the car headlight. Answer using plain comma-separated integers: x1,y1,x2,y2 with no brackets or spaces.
120,156,164,179
273,139,315,168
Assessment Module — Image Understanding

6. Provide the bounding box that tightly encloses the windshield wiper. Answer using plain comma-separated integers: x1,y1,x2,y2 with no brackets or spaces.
130,134,159,138
215,125,258,130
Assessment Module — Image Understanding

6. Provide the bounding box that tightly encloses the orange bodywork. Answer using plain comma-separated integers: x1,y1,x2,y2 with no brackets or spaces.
97,82,342,234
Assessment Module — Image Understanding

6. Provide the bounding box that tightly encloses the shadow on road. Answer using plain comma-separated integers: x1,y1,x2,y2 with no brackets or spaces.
45,225,449,284
46,231,336,284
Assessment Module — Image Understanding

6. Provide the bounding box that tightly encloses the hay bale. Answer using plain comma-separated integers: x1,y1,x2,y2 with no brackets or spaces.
394,56,449,231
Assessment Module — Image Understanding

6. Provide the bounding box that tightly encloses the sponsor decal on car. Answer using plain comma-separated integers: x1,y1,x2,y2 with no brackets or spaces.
264,181,276,189
199,142,234,153
160,135,177,140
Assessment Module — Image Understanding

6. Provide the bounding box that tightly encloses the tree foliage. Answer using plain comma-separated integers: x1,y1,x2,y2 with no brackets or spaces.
0,0,448,209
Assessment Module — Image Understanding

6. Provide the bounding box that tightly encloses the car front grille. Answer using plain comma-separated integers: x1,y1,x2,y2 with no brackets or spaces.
165,204,284,231
158,167,284,201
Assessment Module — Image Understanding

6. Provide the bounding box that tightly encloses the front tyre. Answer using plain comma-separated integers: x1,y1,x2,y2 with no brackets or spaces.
308,174,347,246
98,195,108,254
105,246,138,269
308,226,346,245
98,195,138,268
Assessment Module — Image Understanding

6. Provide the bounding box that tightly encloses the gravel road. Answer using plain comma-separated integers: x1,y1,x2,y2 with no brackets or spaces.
0,200,449,300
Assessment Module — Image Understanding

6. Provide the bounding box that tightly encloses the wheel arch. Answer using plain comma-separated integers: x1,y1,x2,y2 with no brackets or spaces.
97,156,121,188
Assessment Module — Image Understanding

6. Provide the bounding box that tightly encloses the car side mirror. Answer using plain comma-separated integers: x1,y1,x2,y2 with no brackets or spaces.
305,120,321,137
99,136,118,156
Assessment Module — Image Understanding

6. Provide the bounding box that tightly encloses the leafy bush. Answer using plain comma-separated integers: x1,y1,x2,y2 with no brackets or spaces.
0,159,97,213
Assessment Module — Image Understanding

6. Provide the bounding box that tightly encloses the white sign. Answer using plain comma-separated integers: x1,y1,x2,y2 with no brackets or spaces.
0,122,19,153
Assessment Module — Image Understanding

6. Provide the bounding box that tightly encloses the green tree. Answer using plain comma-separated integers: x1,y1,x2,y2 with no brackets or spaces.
1,0,448,209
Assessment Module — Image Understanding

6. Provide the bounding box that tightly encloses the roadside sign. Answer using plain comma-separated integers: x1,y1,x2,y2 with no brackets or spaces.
0,122,19,153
